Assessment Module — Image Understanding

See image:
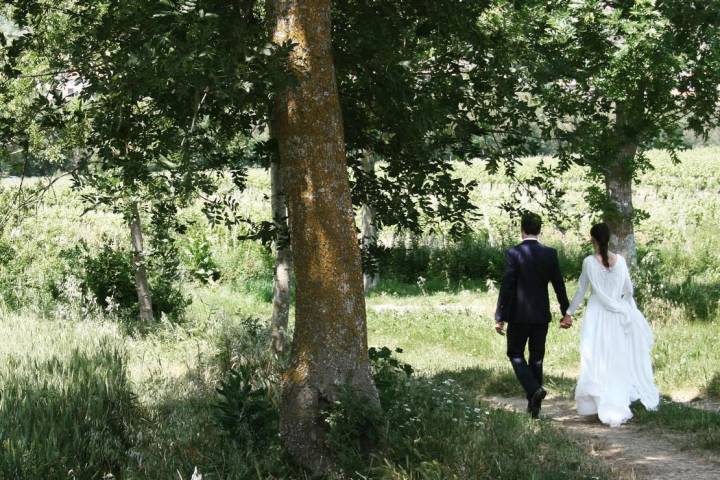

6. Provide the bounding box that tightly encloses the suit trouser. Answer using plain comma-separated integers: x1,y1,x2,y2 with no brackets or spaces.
506,322,549,399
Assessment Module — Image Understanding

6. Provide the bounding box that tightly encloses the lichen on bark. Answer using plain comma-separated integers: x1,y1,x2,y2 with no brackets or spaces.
271,0,379,474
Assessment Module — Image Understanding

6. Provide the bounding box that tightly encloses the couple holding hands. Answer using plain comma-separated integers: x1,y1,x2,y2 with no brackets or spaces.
494,213,659,427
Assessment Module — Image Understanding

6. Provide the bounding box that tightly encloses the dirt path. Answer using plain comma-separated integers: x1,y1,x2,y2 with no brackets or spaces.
484,395,720,480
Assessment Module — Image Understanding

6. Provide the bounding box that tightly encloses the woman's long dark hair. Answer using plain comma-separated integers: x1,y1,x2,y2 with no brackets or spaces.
590,223,611,268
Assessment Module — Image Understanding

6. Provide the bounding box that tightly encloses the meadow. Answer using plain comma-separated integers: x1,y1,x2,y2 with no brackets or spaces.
1,146,719,478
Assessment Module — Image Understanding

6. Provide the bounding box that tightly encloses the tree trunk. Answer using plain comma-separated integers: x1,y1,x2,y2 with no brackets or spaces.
270,157,292,353
360,154,379,293
604,106,638,266
129,202,154,322
271,0,379,474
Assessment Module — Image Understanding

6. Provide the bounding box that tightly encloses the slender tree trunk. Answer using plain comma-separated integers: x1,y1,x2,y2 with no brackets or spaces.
482,204,496,247
360,154,379,293
270,157,292,353
604,106,638,266
129,202,154,322
272,0,379,473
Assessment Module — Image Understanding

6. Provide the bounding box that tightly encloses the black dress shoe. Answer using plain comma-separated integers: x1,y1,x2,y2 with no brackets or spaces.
529,387,547,419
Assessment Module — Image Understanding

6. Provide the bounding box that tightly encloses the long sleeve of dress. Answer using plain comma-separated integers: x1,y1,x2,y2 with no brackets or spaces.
622,257,634,300
567,259,589,316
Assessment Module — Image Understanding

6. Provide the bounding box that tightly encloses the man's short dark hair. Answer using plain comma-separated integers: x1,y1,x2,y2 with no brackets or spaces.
521,212,542,235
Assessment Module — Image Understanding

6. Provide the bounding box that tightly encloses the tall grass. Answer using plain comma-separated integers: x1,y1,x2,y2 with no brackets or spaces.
0,312,137,479
0,347,137,479
0,147,719,476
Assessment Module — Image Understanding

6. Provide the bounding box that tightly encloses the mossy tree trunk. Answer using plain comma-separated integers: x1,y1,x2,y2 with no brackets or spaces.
129,202,154,322
604,106,638,266
271,0,379,473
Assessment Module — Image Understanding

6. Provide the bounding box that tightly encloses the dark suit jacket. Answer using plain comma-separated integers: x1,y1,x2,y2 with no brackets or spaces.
495,239,569,324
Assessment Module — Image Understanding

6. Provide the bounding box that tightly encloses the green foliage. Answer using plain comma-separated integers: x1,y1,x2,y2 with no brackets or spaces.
374,232,588,294
211,315,284,451
132,313,292,479
213,364,278,451
635,244,720,322
0,343,138,479
320,347,415,473
708,374,720,399
322,347,610,479
483,0,720,219
0,0,293,285
0,236,22,309
181,233,221,284
57,239,135,312
56,239,189,322
369,346,414,401
221,240,274,302
378,233,506,287
333,0,498,237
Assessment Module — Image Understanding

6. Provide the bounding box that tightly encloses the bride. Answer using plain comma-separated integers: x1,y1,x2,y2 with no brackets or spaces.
563,223,660,427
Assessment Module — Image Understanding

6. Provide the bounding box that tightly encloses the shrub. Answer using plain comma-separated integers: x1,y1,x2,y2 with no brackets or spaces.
213,364,278,451
219,241,274,302
354,348,609,479
369,346,414,406
211,317,284,450
55,238,189,322
377,233,506,288
181,234,221,284
635,245,720,322
708,373,720,399
0,238,22,309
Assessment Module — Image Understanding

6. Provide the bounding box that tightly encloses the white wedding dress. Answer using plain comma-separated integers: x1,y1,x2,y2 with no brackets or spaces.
567,255,660,427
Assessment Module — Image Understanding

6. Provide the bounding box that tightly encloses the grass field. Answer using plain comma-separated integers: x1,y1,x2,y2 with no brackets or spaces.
1,146,720,477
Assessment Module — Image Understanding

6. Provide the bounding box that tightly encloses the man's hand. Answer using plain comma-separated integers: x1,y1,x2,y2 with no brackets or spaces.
560,314,573,329
495,321,506,336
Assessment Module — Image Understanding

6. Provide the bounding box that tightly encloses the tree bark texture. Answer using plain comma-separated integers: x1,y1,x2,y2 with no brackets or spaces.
604,107,638,266
360,155,379,293
271,0,379,473
129,202,154,322
270,157,292,353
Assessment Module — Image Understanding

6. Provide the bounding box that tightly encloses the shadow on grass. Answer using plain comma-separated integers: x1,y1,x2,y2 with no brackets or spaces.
430,365,577,400
134,367,298,479
631,400,720,451
0,347,137,479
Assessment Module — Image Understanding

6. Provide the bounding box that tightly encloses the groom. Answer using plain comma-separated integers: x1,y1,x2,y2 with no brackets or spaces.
495,213,571,418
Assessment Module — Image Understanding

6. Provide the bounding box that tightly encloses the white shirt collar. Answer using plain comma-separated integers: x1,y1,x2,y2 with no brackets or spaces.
522,237,540,242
